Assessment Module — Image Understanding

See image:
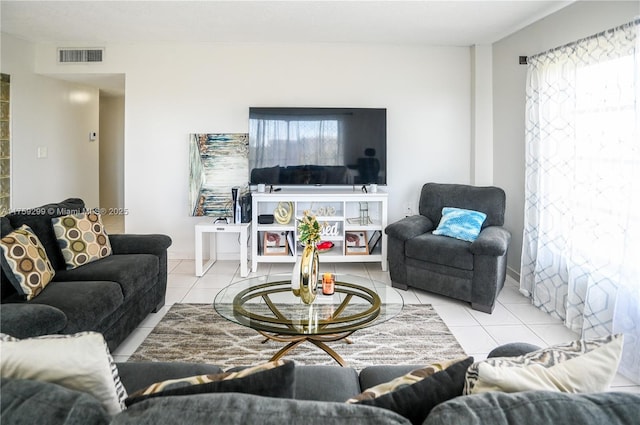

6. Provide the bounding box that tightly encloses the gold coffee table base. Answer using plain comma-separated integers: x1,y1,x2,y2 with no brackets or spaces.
234,281,381,366
214,276,403,367
258,331,355,366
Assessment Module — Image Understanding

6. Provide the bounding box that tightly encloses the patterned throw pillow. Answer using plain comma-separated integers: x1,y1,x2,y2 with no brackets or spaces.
125,360,294,407
52,212,112,270
433,207,487,242
0,332,127,416
0,225,55,300
347,358,463,403
464,334,623,395
353,357,474,425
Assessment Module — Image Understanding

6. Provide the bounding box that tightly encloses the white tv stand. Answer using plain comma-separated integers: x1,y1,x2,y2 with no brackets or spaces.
251,187,388,273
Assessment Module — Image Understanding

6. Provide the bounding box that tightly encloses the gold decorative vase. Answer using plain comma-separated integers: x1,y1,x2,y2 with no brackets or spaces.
298,243,319,304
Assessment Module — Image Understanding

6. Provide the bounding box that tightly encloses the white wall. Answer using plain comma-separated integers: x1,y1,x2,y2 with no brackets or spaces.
7,2,637,265
99,94,124,210
33,42,471,259
1,34,100,210
471,44,493,186
493,0,640,278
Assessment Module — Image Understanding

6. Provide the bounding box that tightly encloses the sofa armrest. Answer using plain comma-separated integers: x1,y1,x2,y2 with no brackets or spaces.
385,215,434,242
109,234,172,256
487,342,541,358
0,303,67,338
470,226,511,256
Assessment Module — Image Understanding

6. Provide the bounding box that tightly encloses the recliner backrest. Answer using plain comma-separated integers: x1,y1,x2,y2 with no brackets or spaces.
418,183,506,228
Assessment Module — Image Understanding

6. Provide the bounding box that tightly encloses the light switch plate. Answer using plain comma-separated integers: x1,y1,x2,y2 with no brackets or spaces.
37,147,48,159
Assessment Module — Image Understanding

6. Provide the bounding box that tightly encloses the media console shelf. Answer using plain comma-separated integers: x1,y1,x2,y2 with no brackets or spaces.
251,188,388,273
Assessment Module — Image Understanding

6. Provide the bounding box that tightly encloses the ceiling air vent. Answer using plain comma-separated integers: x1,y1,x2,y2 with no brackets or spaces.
57,48,104,63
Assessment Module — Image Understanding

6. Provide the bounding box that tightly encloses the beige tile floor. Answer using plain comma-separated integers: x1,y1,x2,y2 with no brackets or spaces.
111,258,640,393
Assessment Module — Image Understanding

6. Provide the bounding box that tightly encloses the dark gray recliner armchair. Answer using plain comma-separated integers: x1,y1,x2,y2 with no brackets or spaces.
385,183,511,313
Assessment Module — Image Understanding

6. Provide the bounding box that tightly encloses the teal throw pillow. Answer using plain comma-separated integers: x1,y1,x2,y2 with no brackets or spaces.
433,207,487,242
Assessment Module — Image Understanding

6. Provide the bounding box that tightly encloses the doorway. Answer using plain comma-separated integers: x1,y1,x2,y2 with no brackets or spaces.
99,92,125,234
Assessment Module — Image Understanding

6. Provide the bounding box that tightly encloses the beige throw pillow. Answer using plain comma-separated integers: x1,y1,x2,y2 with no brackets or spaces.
0,332,127,415
0,225,55,300
464,334,623,395
52,212,112,269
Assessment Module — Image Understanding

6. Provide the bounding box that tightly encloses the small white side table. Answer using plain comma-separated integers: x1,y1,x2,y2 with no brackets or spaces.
195,222,251,278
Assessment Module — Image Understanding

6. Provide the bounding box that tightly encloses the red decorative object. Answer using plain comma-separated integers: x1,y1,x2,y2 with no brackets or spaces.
316,241,334,252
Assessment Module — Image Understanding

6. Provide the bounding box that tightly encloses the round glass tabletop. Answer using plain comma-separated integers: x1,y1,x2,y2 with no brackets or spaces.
214,273,404,336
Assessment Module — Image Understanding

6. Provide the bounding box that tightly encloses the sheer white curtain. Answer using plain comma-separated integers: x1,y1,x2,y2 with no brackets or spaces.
521,19,640,383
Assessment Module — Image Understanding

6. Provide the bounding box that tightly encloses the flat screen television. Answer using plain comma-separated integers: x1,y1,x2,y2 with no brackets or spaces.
248,107,386,186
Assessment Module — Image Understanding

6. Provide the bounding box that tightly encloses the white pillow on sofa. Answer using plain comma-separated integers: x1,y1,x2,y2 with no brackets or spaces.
464,334,623,395
0,331,127,415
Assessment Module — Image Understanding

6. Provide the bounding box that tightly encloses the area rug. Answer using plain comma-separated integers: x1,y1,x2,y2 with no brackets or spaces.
128,303,466,370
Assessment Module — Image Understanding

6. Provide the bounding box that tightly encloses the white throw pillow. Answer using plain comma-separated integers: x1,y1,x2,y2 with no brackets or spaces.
0,332,127,415
464,334,623,395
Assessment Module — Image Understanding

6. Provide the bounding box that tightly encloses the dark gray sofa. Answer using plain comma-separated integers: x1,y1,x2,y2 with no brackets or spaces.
0,198,171,350
385,183,511,313
2,353,639,425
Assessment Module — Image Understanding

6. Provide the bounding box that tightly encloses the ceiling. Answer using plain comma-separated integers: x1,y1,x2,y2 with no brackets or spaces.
1,0,574,95
2,0,575,46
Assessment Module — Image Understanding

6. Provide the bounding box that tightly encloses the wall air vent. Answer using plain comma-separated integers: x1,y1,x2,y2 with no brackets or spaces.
57,48,104,63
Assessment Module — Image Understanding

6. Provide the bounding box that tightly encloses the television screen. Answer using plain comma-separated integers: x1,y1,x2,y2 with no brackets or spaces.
249,107,386,186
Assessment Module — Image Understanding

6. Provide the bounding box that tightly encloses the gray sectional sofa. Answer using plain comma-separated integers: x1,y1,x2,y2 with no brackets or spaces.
0,198,171,350
2,353,638,425
2,200,637,424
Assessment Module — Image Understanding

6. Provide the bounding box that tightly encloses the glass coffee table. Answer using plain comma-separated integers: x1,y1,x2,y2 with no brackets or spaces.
214,274,404,366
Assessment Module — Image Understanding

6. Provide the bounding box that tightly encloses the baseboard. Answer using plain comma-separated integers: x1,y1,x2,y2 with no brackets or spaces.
168,251,241,261
168,251,191,260
506,266,520,283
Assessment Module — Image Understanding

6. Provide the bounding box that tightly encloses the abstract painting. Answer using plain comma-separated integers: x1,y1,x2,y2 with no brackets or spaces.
189,133,248,217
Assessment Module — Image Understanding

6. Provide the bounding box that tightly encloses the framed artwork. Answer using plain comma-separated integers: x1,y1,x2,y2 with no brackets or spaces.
345,231,369,255
263,231,289,256
189,133,248,217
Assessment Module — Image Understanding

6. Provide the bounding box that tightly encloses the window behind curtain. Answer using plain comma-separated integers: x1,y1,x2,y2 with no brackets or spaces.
569,54,639,265
521,18,639,384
